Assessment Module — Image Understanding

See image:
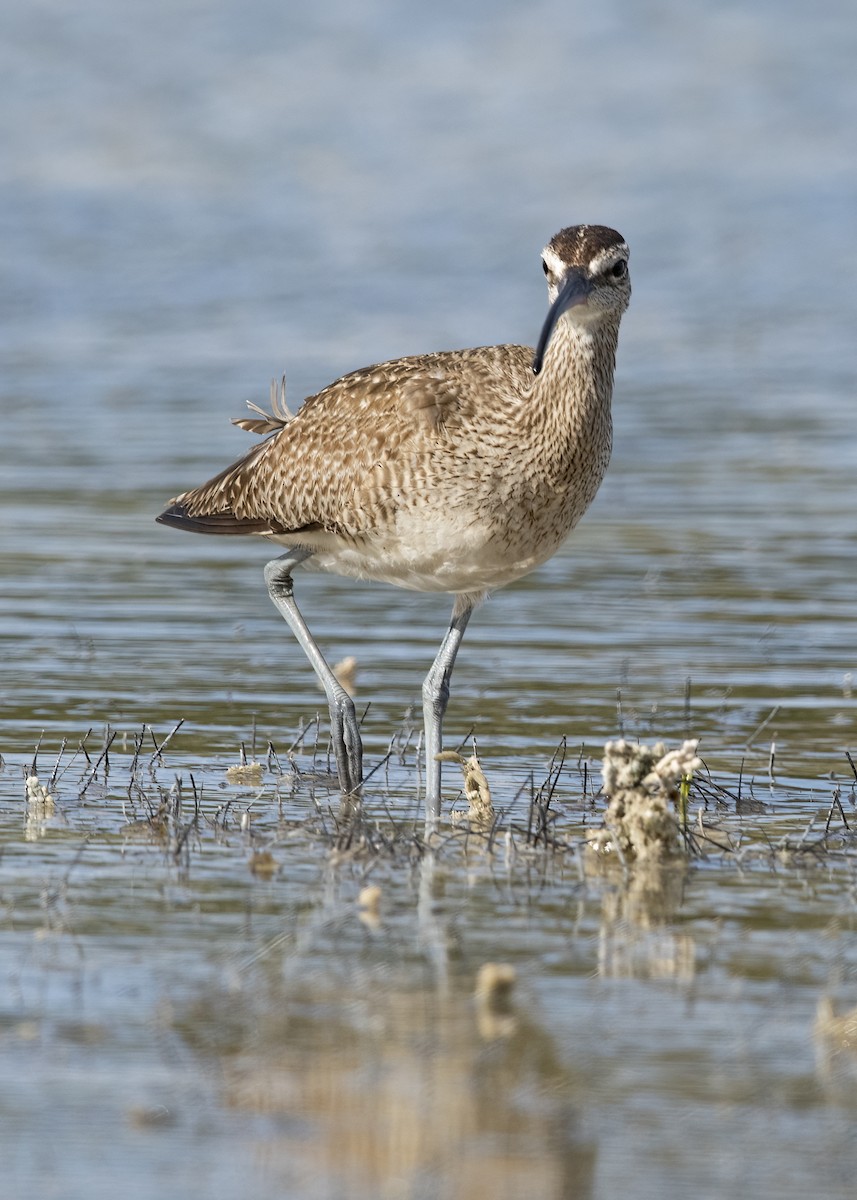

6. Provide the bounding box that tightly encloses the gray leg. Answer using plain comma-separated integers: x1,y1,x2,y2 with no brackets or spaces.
264,551,362,795
422,599,474,826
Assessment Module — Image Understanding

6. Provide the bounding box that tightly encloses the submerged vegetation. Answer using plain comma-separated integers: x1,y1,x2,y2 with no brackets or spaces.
9,714,857,880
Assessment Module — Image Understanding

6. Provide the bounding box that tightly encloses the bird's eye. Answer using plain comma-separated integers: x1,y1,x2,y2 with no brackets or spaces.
610,260,627,279
542,259,550,276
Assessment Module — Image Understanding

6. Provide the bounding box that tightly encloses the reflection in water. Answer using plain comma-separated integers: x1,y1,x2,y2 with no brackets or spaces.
177,856,596,1200
815,998,857,1101
595,859,695,983
227,986,595,1200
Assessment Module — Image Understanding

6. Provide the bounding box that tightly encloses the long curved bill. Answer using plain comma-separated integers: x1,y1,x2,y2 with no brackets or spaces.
532,268,593,375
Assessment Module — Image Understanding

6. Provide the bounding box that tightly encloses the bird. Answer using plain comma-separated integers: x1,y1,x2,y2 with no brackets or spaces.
157,223,631,826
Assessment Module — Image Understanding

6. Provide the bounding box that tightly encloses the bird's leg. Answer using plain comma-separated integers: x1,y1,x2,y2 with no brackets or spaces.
264,552,363,795
422,598,473,827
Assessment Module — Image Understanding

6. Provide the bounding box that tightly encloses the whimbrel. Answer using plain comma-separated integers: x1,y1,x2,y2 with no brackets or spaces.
157,224,631,822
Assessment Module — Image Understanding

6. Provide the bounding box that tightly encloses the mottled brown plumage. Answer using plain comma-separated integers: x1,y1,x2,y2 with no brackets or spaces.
158,224,631,821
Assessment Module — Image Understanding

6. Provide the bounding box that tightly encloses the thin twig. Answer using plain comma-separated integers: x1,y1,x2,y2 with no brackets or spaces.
745,706,779,750
148,719,184,766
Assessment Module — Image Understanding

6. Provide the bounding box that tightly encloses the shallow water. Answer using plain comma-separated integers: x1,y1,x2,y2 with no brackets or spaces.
3,0,857,1196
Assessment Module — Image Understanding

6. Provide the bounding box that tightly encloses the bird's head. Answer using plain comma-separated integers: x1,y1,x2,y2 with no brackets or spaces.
532,225,630,375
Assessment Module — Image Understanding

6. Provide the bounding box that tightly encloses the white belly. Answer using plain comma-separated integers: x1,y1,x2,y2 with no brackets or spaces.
270,506,565,595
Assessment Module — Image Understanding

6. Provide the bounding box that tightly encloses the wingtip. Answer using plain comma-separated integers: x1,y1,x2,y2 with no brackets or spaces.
156,501,280,536
156,503,188,529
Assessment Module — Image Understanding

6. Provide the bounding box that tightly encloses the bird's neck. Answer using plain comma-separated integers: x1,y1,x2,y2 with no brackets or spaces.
528,316,619,431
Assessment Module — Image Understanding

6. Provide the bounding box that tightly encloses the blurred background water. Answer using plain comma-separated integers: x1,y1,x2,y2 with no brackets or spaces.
2,1,857,1197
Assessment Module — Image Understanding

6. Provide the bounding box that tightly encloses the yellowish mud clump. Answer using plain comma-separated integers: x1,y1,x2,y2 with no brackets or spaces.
24,775,56,841
438,751,494,828
225,761,264,786
357,884,382,930
25,774,55,812
593,739,702,864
